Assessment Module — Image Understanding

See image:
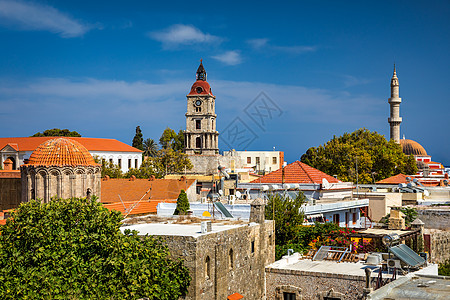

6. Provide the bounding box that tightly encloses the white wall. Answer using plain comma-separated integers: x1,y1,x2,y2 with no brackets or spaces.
223,151,282,173
87,151,142,173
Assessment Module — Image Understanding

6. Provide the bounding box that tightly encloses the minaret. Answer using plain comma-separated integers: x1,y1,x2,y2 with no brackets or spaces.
184,60,219,155
388,65,402,143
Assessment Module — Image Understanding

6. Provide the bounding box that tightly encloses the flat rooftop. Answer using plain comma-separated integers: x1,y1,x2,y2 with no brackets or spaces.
120,216,259,238
267,257,379,278
368,274,450,300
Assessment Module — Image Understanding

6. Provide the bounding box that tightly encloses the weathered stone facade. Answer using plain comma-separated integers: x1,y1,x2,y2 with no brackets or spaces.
157,220,275,299
21,165,101,202
417,208,450,230
425,230,450,264
265,266,365,300
0,172,22,211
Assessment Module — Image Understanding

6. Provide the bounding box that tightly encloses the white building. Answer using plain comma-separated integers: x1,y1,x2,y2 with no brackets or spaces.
222,150,284,173
0,137,142,173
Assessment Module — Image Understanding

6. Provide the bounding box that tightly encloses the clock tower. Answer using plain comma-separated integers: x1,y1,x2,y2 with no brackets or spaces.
184,60,219,155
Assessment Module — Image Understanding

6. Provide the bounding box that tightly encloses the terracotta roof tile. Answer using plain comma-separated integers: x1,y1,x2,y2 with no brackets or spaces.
376,173,409,184
103,200,176,215
27,138,98,166
0,170,20,178
249,161,340,184
101,178,196,204
0,137,142,153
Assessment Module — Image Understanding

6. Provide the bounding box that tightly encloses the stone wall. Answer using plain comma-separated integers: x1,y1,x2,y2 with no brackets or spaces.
417,209,450,230
427,230,450,264
0,176,22,211
187,155,234,175
158,220,275,300
265,267,366,300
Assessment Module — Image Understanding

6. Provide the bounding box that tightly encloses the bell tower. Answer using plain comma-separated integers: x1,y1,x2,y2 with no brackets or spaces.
388,64,402,143
184,60,219,155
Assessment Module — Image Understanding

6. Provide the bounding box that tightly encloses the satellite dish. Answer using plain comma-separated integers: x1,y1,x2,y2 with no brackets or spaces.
261,185,269,191
322,178,331,189
398,183,406,188
218,190,223,196
423,190,430,197
282,183,290,189
271,184,279,190
292,184,300,189
235,191,242,199
413,178,419,183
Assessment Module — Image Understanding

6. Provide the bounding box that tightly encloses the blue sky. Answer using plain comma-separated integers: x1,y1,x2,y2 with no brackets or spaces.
0,0,449,165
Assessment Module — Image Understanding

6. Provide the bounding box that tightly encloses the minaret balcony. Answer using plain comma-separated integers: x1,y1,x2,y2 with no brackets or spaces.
388,117,402,123
388,97,402,104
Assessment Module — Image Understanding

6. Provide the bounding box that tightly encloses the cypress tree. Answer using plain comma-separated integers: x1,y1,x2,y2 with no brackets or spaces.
174,190,190,215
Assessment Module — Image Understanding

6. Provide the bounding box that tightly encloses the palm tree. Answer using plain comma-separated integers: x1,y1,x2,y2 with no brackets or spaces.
143,138,159,158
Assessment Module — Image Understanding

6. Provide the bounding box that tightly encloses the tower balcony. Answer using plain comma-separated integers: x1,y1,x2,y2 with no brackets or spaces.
388,117,402,123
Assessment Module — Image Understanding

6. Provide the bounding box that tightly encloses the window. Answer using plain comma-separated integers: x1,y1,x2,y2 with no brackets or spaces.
273,157,277,164
128,159,131,169
251,241,255,253
118,159,122,168
196,137,202,148
247,157,251,164
229,249,233,270
205,256,210,280
283,292,296,300
109,158,113,164
352,212,357,225
195,106,201,112
345,212,349,226
135,159,138,169
256,157,260,165
333,213,340,224
196,119,201,129
269,234,273,246
323,297,341,300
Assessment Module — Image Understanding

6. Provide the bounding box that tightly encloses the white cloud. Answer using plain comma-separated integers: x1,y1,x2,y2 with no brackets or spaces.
247,38,317,54
211,50,242,65
0,0,91,38
148,24,221,48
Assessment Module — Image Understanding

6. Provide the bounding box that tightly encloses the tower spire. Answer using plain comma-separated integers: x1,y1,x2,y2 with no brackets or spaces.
388,65,402,143
196,59,207,81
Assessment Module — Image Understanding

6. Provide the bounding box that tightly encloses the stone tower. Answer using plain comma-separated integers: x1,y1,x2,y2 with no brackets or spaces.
388,65,402,143
184,60,219,155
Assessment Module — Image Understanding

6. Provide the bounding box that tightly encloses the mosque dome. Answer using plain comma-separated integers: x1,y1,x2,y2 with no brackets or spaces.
400,139,428,156
27,138,97,166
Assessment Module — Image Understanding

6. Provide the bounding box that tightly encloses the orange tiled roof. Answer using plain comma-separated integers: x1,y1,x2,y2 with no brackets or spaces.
101,178,196,204
28,138,98,166
0,219,6,226
249,161,340,184
376,173,409,184
0,137,142,153
103,199,177,215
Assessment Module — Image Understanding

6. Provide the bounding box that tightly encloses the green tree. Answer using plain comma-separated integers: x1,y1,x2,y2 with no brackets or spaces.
174,190,190,215
265,192,306,246
159,127,177,150
380,207,418,226
143,138,159,157
0,197,190,299
173,130,185,151
300,128,418,183
31,128,81,137
132,126,144,150
125,149,193,179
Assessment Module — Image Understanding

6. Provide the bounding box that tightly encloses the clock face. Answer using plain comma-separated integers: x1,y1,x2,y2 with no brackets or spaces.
195,100,202,106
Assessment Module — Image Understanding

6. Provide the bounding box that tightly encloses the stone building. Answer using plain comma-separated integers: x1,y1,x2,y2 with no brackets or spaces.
184,60,219,156
121,200,275,299
20,138,101,202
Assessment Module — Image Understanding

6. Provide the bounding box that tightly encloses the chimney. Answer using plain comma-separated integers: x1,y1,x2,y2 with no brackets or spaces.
250,198,265,223
3,158,13,171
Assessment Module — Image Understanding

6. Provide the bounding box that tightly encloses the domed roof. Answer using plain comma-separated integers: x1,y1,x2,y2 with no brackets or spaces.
27,138,98,166
400,139,428,156
188,80,214,96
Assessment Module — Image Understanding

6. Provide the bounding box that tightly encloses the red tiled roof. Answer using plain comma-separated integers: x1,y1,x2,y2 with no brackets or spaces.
0,219,6,226
101,178,196,204
250,161,340,184
376,173,409,184
103,199,177,215
187,80,214,96
0,137,142,153
28,138,98,166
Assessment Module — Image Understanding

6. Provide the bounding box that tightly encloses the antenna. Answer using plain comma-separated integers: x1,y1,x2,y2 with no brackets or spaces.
322,178,331,190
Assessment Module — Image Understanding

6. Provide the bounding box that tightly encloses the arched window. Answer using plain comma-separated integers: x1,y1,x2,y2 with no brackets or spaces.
205,256,210,279
229,249,233,270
